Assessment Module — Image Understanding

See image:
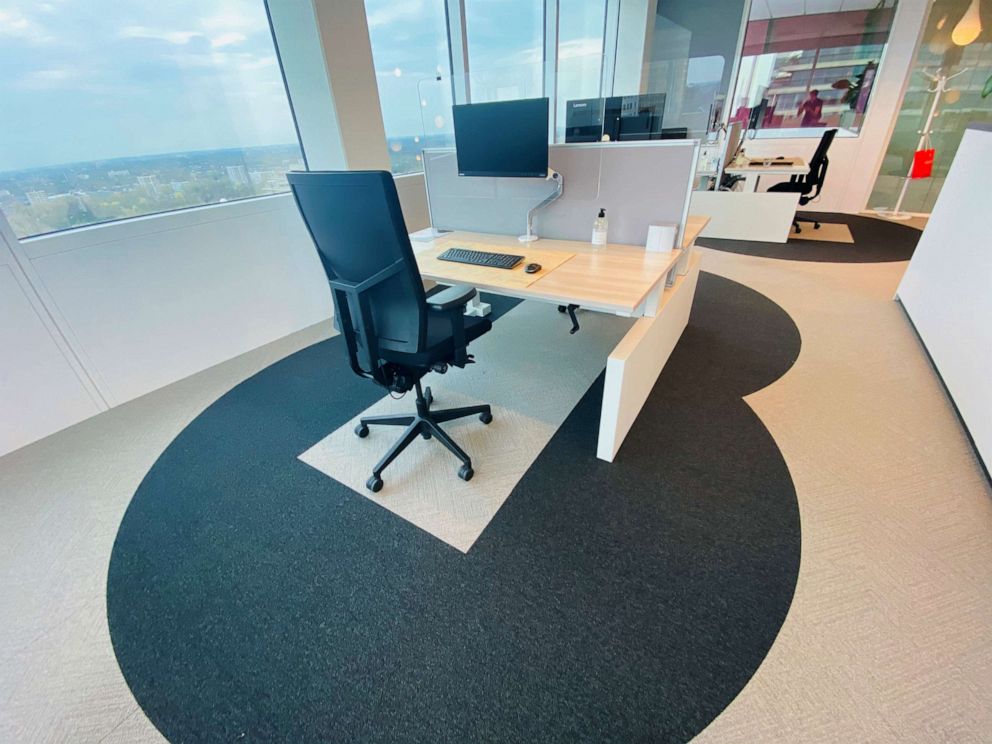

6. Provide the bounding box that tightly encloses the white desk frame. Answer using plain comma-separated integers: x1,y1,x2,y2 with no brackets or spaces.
412,220,708,461
724,159,809,192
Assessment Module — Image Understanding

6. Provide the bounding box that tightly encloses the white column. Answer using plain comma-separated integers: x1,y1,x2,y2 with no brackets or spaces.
266,0,391,171
607,0,658,96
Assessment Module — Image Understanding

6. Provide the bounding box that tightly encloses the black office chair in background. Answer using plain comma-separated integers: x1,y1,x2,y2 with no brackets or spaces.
288,171,494,492
767,128,837,234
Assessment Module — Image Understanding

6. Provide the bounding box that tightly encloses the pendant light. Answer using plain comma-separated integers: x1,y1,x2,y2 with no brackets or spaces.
951,0,983,46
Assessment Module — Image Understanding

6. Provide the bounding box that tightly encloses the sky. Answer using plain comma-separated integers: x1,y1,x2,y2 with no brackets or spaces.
0,0,622,172
0,0,298,171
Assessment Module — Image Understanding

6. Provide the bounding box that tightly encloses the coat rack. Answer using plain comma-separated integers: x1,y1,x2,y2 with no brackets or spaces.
884,66,969,219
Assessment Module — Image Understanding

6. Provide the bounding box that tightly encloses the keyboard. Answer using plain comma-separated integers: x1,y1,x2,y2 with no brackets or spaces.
437,247,524,270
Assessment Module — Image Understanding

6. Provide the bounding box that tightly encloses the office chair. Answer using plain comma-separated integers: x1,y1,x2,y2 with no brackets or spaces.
287,171,494,492
767,128,837,234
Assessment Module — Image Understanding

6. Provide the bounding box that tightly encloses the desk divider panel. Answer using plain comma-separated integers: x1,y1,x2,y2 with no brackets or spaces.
424,141,699,248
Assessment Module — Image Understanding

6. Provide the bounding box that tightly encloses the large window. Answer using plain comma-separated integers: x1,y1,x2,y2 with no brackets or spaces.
0,0,303,238
730,2,897,137
464,0,545,102
364,0,452,175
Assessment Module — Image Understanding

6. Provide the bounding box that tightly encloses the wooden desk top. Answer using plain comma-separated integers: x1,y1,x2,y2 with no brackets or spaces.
724,157,809,176
413,216,710,316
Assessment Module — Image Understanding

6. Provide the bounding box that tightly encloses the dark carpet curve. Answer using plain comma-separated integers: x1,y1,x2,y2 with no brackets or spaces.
699,211,920,262
107,272,802,743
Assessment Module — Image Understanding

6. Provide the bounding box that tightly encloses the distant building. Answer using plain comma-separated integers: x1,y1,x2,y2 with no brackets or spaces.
171,181,186,194
249,170,263,186
137,175,159,196
108,169,131,177
226,165,249,186
26,190,47,205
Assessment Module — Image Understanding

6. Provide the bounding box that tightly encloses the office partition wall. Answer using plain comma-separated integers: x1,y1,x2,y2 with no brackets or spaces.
423,140,698,246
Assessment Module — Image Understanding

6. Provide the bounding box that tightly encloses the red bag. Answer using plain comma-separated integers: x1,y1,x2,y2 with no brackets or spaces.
910,148,935,179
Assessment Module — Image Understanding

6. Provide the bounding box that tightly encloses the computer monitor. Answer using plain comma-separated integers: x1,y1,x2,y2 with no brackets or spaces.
452,98,549,178
607,94,667,142
564,98,604,143
723,121,744,169
747,98,768,136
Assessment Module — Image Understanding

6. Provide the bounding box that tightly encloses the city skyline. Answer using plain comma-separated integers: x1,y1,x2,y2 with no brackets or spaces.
0,143,304,237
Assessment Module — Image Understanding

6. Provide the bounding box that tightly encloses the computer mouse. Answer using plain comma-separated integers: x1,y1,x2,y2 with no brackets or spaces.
524,263,542,274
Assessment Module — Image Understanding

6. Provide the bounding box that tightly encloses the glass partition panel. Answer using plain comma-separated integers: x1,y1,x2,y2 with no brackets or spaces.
869,0,992,214
364,0,451,175
650,0,747,133
730,1,897,137
555,0,608,141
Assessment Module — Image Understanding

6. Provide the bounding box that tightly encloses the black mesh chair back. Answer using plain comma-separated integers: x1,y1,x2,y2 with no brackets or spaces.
805,128,837,196
287,170,427,372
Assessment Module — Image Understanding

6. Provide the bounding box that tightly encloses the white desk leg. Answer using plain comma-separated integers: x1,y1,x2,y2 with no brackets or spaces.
465,296,491,317
676,244,693,276
597,253,701,462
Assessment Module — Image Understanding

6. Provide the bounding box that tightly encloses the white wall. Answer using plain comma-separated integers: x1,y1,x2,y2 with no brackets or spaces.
20,195,333,407
739,0,929,214
1,171,433,458
0,225,104,456
895,125,992,471
0,195,333,456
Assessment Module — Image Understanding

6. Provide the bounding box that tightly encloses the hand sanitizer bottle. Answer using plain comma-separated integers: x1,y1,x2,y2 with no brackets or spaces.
592,208,608,247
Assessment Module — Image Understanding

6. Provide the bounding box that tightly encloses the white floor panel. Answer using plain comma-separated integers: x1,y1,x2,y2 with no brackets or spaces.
300,391,554,552
299,300,633,552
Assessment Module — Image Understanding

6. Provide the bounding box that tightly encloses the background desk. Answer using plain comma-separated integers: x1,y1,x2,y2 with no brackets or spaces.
412,217,709,461
724,158,809,192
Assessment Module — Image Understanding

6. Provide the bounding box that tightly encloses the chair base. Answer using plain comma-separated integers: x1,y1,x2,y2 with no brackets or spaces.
792,218,821,234
354,381,492,492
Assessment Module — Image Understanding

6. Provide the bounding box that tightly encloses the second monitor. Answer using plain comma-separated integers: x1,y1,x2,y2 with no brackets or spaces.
565,94,668,143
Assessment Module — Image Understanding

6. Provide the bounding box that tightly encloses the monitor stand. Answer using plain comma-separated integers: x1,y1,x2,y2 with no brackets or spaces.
519,169,564,243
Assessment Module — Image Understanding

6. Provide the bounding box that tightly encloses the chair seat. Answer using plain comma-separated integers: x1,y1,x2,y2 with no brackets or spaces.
767,181,807,194
382,311,492,367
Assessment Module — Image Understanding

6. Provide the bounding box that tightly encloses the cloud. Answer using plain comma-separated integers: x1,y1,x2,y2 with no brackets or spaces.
558,37,603,61
200,8,268,34
366,0,426,29
15,67,80,90
211,31,246,48
0,8,54,43
119,25,200,45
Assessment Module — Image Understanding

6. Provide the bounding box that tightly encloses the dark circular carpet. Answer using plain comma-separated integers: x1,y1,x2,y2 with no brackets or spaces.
107,272,802,743
699,211,920,262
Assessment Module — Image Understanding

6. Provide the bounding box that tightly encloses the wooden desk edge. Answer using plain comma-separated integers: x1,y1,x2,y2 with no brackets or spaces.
682,216,709,248
414,215,709,314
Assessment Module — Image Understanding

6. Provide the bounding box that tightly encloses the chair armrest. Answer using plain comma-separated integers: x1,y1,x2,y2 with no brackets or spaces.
427,284,477,312
425,284,478,368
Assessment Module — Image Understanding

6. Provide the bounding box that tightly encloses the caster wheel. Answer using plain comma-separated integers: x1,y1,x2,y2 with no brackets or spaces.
557,305,567,313
421,430,432,440
366,475,383,492
424,387,433,407
458,464,474,482
355,423,369,438
479,412,493,425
